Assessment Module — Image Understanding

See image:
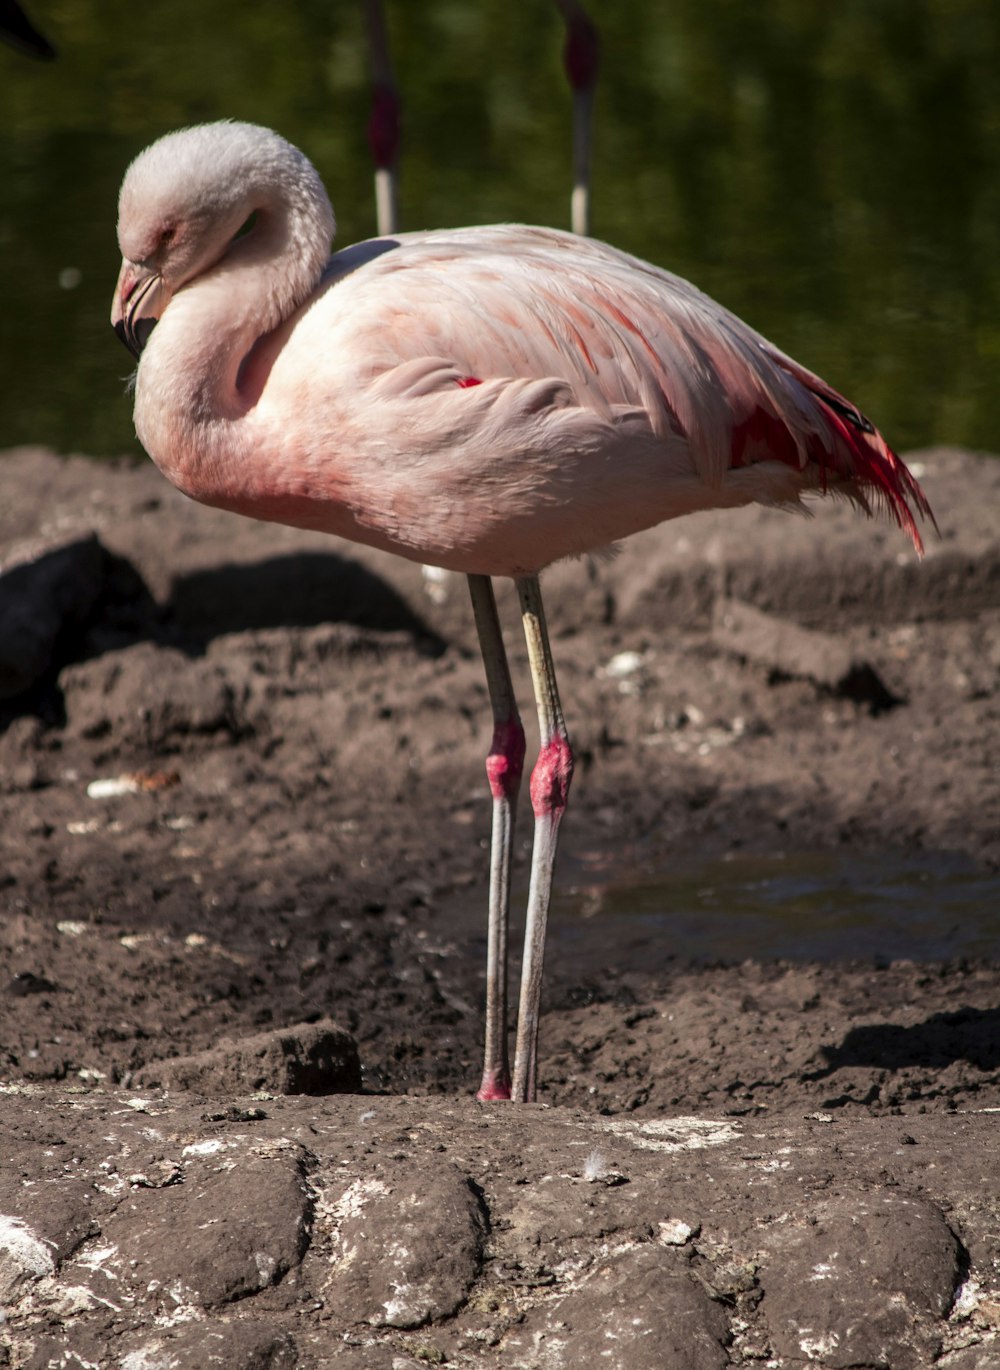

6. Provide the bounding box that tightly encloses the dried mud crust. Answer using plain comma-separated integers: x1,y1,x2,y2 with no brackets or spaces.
2,1094,1000,1368
0,445,998,1367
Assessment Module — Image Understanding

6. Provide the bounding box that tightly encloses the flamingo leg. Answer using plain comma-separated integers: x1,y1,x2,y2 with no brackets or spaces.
511,574,574,1103
362,0,400,237
554,0,600,236
570,84,594,236
468,574,525,1102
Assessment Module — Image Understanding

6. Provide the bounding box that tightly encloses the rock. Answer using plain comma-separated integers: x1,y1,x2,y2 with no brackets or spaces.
296,1340,398,1369
119,1319,299,1369
0,1175,96,1266
22,1327,111,1370
0,534,106,699
320,1162,486,1328
503,1244,731,1370
60,639,249,747
136,1020,362,1096
0,1215,55,1305
62,1138,313,1313
938,1348,1000,1370
713,595,899,707
758,1188,961,1369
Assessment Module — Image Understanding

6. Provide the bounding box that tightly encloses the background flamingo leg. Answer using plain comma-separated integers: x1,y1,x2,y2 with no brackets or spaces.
362,0,400,237
468,574,525,1102
553,0,600,235
511,574,575,1103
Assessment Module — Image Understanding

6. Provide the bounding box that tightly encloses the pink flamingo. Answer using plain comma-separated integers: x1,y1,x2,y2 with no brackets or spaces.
111,121,932,1103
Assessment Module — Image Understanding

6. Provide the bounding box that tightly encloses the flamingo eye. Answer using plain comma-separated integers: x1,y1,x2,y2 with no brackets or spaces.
233,211,258,241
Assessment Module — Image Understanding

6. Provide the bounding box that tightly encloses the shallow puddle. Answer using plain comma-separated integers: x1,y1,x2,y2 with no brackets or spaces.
550,850,1000,971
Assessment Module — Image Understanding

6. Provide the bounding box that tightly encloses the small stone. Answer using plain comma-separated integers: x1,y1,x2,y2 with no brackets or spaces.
127,1160,182,1189
658,1218,696,1245
603,650,644,678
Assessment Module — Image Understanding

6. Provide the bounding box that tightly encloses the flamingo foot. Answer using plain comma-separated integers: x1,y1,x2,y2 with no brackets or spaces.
476,1066,513,1102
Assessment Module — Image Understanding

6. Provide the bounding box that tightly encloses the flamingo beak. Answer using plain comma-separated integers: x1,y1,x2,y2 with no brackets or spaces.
111,259,165,360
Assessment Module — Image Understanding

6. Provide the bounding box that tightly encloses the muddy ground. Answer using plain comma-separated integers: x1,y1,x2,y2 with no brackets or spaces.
0,445,998,1368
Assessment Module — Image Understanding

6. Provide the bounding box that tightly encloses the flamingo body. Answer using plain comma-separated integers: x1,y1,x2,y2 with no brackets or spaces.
114,123,928,581
112,122,932,1101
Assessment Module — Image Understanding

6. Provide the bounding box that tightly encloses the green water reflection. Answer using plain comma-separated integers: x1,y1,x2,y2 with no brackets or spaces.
552,850,1000,966
2,1,999,458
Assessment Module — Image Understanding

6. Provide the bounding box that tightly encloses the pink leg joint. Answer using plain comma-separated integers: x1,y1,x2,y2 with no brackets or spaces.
529,735,574,819
485,716,526,802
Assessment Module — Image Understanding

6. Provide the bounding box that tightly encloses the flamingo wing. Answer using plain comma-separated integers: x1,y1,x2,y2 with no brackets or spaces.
317,226,931,553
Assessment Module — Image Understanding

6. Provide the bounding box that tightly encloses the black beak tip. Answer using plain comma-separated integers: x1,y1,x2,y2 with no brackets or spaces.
113,318,140,360
113,316,156,361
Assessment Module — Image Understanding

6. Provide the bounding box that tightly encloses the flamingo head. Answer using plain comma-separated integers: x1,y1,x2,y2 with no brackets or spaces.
111,120,334,359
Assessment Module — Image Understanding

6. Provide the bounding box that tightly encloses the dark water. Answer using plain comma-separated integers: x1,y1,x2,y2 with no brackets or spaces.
2,2,1000,459
549,849,1000,971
